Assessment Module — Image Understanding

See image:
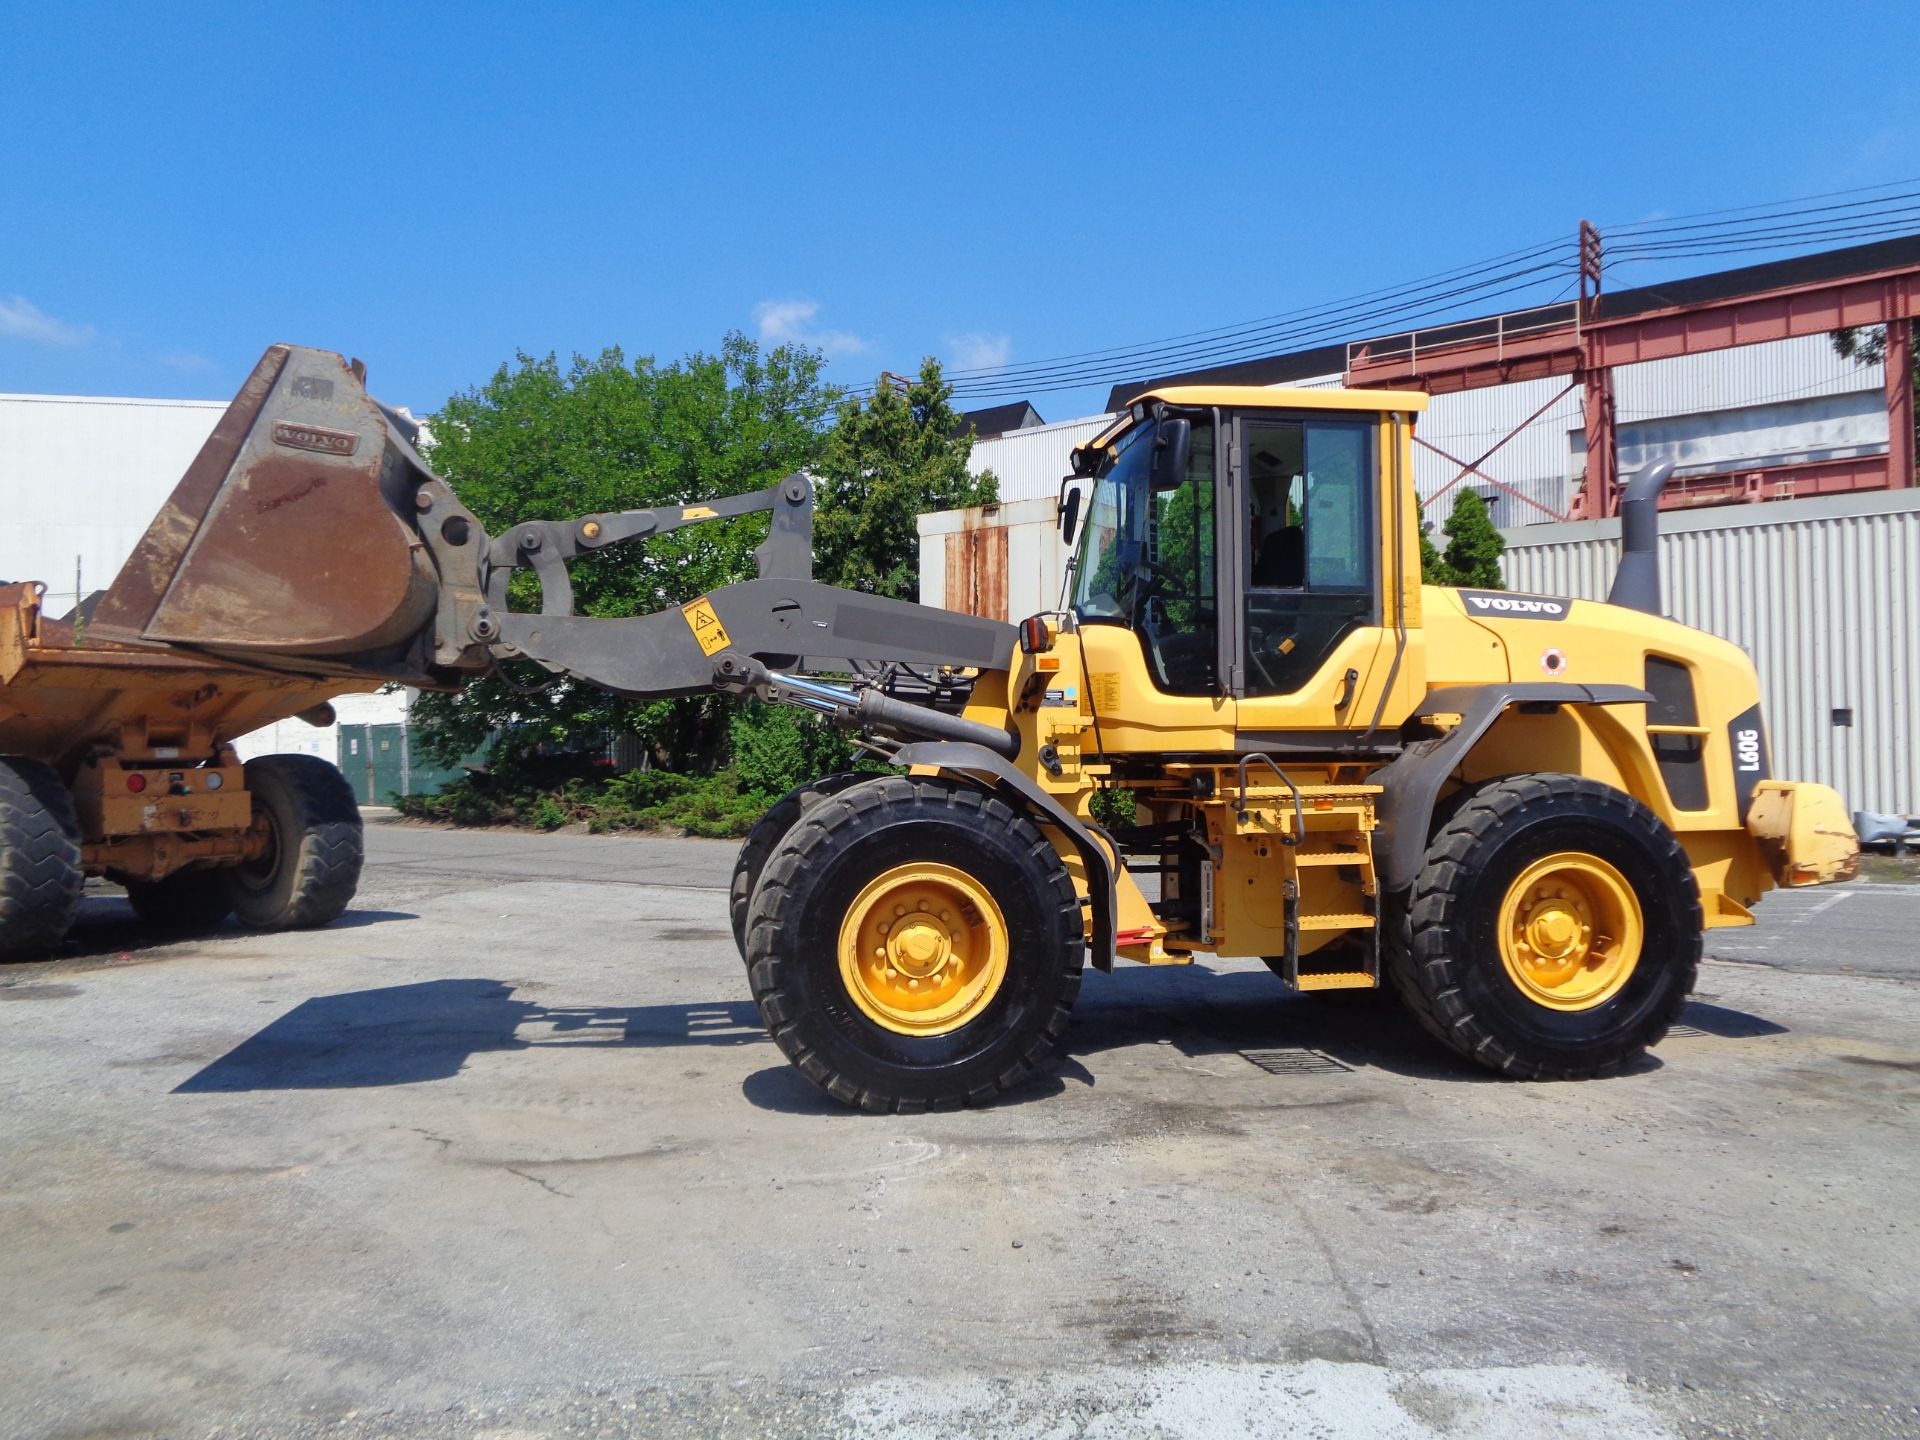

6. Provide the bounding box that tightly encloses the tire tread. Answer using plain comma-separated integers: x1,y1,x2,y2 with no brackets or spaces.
0,757,83,961
1385,772,1700,1080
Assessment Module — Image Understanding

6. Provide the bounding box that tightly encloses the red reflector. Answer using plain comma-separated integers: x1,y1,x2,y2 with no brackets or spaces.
125,773,147,793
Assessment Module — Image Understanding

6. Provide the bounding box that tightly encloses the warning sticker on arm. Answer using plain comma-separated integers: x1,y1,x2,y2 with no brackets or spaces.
680,596,733,656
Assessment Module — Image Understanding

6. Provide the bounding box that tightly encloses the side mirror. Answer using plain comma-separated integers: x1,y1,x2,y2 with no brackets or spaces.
1149,417,1192,492
1057,478,1084,548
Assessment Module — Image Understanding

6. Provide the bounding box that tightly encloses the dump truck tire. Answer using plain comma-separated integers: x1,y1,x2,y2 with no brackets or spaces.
729,771,866,961
744,774,1084,1113
225,755,362,929
125,869,234,932
1387,772,1698,1079
0,757,84,961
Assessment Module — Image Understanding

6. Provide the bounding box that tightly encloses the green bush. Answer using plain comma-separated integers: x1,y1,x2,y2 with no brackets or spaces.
729,701,853,798
395,765,777,839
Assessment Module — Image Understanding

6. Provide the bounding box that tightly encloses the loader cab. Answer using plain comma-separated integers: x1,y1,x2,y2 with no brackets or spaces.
1066,386,1429,737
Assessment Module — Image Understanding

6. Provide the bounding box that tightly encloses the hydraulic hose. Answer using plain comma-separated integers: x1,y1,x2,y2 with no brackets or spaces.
765,672,1020,759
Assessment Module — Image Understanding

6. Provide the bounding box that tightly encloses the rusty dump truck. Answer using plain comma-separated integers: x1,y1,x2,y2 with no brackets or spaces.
0,582,376,954
1,343,1857,1112
0,352,428,957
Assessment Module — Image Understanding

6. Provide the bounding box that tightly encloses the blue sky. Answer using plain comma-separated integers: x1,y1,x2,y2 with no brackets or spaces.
2,2,1915,422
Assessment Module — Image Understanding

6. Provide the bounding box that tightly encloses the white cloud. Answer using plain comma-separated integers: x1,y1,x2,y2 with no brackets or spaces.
752,298,869,359
157,347,218,374
946,331,1012,373
0,295,94,347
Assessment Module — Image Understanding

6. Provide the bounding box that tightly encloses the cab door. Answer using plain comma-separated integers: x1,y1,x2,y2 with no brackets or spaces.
1225,409,1424,740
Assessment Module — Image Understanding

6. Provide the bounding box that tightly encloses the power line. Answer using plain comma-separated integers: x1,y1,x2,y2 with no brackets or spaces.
934,235,1569,380
1599,176,1920,234
840,178,1920,408
837,236,1571,401
942,260,1572,396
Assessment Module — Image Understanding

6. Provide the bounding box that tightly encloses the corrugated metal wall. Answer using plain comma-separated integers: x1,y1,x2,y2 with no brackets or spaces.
968,415,1111,503
1502,489,1919,815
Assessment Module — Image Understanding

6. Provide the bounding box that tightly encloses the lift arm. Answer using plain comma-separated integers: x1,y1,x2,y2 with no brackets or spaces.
90,344,1019,755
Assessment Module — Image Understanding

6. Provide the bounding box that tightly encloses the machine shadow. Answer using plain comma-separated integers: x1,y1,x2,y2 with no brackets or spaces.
1064,962,1506,1081
1678,999,1789,1038
175,966,1756,1098
174,980,767,1092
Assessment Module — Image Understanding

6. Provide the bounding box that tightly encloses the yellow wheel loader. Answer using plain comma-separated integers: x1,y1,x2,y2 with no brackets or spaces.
16,344,1856,1109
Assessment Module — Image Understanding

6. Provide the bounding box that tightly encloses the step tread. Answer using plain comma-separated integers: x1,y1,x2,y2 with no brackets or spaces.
1297,912,1376,931
1294,971,1378,991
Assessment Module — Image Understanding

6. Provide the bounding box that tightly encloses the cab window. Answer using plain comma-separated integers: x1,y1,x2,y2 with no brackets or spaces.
1142,420,1216,693
1242,417,1375,697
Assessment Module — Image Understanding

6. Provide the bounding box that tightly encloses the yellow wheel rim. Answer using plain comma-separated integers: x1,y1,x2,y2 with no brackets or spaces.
838,862,1009,1036
1496,851,1644,1011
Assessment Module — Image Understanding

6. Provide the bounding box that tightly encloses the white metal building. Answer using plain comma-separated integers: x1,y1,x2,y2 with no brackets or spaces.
0,390,411,762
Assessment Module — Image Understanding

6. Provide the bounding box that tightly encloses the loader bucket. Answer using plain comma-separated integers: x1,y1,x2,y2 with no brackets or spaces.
90,345,442,675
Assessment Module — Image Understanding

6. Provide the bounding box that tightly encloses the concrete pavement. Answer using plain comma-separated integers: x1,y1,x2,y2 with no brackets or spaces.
0,817,1915,1439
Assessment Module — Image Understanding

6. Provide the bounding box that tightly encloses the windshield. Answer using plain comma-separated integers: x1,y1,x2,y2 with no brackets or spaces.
1069,420,1158,621
1069,416,1219,694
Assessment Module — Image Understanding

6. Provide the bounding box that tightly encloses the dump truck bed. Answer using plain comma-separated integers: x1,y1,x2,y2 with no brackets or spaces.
0,581,378,773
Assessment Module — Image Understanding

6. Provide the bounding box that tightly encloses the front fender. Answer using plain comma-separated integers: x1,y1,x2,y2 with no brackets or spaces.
888,741,1116,971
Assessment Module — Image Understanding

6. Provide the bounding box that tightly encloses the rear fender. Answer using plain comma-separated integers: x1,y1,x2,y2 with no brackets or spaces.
1372,682,1654,894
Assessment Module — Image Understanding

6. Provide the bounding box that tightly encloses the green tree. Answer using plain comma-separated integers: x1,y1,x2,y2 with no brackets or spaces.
411,335,835,770
1441,489,1506,588
810,360,998,598
1418,515,1449,583
1420,489,1506,588
1832,323,1891,365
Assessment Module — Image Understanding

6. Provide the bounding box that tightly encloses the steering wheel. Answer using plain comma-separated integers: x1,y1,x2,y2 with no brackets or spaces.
1244,624,1291,693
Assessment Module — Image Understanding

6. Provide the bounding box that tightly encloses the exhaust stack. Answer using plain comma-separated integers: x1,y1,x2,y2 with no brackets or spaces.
1606,460,1675,616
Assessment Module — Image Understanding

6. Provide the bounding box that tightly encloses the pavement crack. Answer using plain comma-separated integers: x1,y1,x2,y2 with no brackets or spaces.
412,1128,455,1151
1287,1197,1388,1367
505,1166,574,1198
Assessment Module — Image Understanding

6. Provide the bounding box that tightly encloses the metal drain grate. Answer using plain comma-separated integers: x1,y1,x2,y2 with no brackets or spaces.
1240,1047,1354,1075
1667,1024,1707,1038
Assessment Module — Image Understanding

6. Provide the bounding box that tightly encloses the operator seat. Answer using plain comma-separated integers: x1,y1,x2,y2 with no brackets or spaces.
1253,525,1305,588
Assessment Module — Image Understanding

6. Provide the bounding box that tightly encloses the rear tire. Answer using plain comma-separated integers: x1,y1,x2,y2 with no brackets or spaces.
1387,772,1699,1079
125,869,233,932
745,775,1084,1113
729,771,866,960
226,755,362,929
0,757,83,961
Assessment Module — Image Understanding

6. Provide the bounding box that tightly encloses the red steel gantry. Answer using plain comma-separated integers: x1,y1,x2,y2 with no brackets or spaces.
1344,230,1920,518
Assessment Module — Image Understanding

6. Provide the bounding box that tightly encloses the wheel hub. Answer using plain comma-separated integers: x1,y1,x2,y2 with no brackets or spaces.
887,913,952,978
1497,853,1644,1011
839,864,1009,1036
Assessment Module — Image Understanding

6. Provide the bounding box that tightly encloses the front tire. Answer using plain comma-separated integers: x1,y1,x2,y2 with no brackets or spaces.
729,771,865,960
0,757,83,961
226,755,362,929
744,775,1084,1113
1388,773,1699,1079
